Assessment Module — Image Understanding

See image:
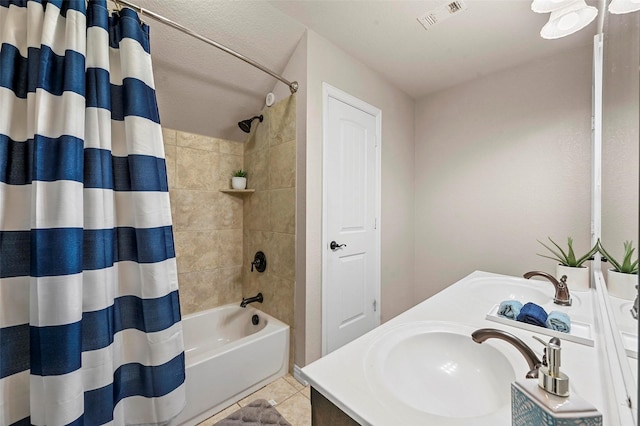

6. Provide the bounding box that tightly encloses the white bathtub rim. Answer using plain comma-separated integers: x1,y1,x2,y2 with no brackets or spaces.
182,304,286,326
182,304,289,368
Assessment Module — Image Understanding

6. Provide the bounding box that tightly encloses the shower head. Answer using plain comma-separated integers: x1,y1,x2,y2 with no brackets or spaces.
238,115,263,133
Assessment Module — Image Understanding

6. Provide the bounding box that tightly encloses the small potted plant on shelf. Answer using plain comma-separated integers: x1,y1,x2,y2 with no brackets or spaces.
598,240,638,300
537,237,598,291
231,169,247,190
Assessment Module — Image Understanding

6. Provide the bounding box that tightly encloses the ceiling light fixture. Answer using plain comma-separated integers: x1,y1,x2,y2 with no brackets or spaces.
608,0,640,14
537,0,598,39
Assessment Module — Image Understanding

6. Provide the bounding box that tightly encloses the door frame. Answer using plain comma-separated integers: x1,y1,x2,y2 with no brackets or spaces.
321,82,382,356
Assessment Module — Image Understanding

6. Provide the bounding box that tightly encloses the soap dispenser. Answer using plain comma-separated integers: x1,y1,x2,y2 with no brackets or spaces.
538,337,569,398
511,336,603,426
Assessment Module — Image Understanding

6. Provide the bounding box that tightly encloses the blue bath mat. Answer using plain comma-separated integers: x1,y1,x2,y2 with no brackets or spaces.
214,399,292,426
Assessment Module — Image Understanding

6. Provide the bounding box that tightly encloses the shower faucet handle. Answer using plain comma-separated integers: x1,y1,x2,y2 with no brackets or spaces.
251,251,267,272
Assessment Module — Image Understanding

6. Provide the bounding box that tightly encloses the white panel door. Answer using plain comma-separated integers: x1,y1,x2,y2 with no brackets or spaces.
323,85,380,355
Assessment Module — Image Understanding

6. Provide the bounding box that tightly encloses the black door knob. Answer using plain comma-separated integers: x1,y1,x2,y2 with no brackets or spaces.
330,241,346,250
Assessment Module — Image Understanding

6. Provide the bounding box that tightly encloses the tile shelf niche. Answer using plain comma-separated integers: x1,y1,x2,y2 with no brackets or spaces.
219,189,255,194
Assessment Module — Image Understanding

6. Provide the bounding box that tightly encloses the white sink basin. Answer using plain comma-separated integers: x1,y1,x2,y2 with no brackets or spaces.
365,322,517,423
468,276,582,308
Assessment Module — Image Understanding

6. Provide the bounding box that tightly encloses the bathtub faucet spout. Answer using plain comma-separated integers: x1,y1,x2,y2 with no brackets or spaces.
240,292,264,308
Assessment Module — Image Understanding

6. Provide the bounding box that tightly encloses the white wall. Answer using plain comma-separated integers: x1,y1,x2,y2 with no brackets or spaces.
414,45,594,301
276,28,598,369
302,30,416,365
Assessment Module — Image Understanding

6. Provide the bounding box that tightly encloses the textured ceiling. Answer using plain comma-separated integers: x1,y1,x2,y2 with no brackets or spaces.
269,0,598,96
134,0,306,140
130,0,599,140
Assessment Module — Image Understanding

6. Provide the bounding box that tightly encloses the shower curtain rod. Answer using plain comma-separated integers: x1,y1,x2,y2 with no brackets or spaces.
112,0,299,94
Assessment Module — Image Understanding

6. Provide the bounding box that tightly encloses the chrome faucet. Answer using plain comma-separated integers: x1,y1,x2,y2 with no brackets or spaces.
523,270,571,306
631,285,638,320
472,328,543,379
240,292,263,308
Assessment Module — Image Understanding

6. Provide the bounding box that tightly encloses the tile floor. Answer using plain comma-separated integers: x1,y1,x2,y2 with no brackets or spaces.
197,374,311,426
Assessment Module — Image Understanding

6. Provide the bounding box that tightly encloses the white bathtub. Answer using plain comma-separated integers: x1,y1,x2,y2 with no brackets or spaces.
170,304,290,425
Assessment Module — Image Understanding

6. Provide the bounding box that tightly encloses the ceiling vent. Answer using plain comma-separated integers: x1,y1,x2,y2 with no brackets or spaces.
417,0,468,30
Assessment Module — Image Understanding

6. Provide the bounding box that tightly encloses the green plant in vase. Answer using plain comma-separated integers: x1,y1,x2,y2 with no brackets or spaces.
537,237,598,267
537,237,598,290
598,240,638,300
231,169,248,189
598,240,639,274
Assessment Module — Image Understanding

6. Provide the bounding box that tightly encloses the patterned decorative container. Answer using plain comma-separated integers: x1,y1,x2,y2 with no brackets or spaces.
512,381,602,426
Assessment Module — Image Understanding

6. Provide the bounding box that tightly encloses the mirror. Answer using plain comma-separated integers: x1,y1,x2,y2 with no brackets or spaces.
601,9,639,408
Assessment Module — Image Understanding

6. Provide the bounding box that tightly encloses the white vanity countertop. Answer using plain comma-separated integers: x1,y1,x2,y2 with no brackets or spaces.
301,271,612,426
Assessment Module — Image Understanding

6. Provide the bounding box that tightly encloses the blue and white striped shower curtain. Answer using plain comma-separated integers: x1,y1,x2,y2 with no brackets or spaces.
0,1,185,424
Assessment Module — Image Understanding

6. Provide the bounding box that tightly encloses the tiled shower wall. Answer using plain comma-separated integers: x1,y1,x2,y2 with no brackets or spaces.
162,93,296,357
242,95,297,366
163,128,245,315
